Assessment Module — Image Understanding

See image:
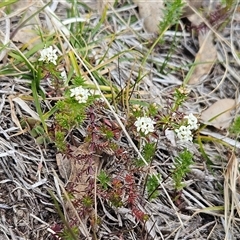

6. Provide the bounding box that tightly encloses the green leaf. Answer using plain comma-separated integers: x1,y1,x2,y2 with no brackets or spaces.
31,68,47,133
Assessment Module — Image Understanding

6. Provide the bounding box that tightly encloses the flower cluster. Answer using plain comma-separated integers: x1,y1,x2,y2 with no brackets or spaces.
175,126,193,142
184,113,198,130
39,46,58,65
134,117,156,135
70,86,90,103
175,113,198,142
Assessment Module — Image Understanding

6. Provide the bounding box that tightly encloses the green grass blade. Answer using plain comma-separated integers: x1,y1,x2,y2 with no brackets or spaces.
0,0,18,8
31,68,47,133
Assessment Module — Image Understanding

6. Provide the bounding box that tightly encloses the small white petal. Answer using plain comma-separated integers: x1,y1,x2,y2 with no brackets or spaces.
70,86,90,103
184,113,198,130
134,117,155,135
39,46,58,65
175,125,193,142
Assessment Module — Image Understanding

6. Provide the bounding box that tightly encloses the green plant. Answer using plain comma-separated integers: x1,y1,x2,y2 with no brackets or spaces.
172,148,193,190
136,142,156,167
54,130,67,152
82,195,94,208
20,117,51,146
98,170,110,190
2,0,221,239
230,116,240,135
171,87,189,112
59,226,79,240
0,0,18,8
142,0,185,66
146,173,161,200
159,0,185,34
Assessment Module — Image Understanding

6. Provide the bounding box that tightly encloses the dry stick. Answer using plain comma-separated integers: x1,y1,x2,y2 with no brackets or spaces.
94,164,98,224
30,213,65,240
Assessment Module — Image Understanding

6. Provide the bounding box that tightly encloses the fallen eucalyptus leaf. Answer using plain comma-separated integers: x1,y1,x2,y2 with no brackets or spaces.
200,99,235,129
133,0,165,33
188,31,217,85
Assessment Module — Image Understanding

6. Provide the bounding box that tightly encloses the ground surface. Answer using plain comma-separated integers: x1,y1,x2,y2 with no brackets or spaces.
1,1,240,240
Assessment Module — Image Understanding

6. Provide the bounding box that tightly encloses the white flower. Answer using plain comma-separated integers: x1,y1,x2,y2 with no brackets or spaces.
175,125,193,142
70,86,90,103
134,117,156,135
39,46,58,65
184,113,198,130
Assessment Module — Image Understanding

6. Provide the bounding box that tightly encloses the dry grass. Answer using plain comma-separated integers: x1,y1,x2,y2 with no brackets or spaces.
1,0,240,239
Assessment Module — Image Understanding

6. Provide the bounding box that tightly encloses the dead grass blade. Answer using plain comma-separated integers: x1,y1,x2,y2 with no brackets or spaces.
12,96,40,120
8,95,22,130
224,152,240,240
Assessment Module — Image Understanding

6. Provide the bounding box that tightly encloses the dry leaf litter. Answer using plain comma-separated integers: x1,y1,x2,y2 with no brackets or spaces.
0,0,240,239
